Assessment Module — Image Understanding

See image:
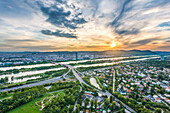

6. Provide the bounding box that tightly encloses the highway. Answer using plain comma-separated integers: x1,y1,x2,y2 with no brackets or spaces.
63,64,136,113
0,69,71,92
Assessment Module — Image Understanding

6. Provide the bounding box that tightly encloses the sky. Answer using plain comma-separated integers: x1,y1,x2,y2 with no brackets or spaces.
0,0,170,52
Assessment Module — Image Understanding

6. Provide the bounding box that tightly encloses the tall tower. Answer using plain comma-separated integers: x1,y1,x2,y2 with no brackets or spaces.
75,52,78,61
161,55,164,61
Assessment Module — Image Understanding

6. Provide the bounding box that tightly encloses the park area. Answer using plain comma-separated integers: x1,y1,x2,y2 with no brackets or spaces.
8,90,64,113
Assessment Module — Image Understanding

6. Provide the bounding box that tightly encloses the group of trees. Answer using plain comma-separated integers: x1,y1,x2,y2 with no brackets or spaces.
0,91,8,97
112,91,168,113
0,85,47,113
0,77,8,83
142,101,170,112
42,85,81,113
49,81,77,91
103,96,124,113
0,81,82,113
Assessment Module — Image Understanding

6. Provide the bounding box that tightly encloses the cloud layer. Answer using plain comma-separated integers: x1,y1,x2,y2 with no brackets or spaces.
0,0,170,51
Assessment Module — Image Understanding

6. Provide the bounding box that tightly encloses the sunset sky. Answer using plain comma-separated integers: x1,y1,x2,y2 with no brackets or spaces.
0,0,170,51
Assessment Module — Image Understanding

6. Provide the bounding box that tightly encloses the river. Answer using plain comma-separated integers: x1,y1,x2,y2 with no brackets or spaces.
0,55,159,83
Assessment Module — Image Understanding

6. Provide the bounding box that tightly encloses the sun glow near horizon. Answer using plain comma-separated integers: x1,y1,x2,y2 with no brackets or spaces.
111,41,116,48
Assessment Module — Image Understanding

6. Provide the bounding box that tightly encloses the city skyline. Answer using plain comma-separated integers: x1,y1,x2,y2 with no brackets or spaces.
0,0,170,52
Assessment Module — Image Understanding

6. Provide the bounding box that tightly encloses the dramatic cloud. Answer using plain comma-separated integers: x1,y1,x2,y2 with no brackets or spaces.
0,0,170,51
41,30,77,38
37,0,87,38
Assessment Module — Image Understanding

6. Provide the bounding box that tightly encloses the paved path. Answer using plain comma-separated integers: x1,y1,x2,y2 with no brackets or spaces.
0,69,71,92
74,69,85,77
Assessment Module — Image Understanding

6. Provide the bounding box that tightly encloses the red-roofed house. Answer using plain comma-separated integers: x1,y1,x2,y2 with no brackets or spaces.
86,110,89,113
155,98,161,103
126,84,130,87
140,92,145,95
127,89,131,93
165,98,170,103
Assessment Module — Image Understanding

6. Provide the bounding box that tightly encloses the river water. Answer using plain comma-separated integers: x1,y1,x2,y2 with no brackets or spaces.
0,67,65,83
0,55,159,83
0,55,156,71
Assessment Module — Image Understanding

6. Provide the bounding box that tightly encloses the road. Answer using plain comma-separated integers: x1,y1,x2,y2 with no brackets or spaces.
74,68,85,77
63,64,136,113
62,69,71,79
0,69,71,92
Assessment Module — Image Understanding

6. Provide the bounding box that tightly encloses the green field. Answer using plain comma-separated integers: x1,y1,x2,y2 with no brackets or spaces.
8,90,64,113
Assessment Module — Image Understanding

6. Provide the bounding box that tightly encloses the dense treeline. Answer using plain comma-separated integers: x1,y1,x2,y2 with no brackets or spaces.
0,86,47,113
77,65,114,72
49,81,77,91
0,77,9,83
113,92,152,113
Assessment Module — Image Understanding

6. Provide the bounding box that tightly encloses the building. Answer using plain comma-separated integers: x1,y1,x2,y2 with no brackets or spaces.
85,110,89,113
155,98,161,103
161,55,164,61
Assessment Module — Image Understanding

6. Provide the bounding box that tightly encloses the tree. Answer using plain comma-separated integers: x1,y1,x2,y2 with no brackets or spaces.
76,104,80,113
13,69,19,73
91,100,94,111
109,101,116,112
11,76,14,81
110,96,113,102
104,99,110,108
145,104,150,109
4,77,8,82
1,91,8,96
151,87,155,95
0,78,4,83
72,110,76,113
120,108,125,113
94,99,97,109
84,98,90,109
60,106,67,113
158,75,163,80
98,102,101,106
102,87,106,92
69,105,74,113
112,101,116,110
155,108,161,113
120,102,123,108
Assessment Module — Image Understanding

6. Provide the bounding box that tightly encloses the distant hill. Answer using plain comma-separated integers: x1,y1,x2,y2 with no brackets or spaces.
152,51,170,55
0,50,169,56
102,50,157,56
